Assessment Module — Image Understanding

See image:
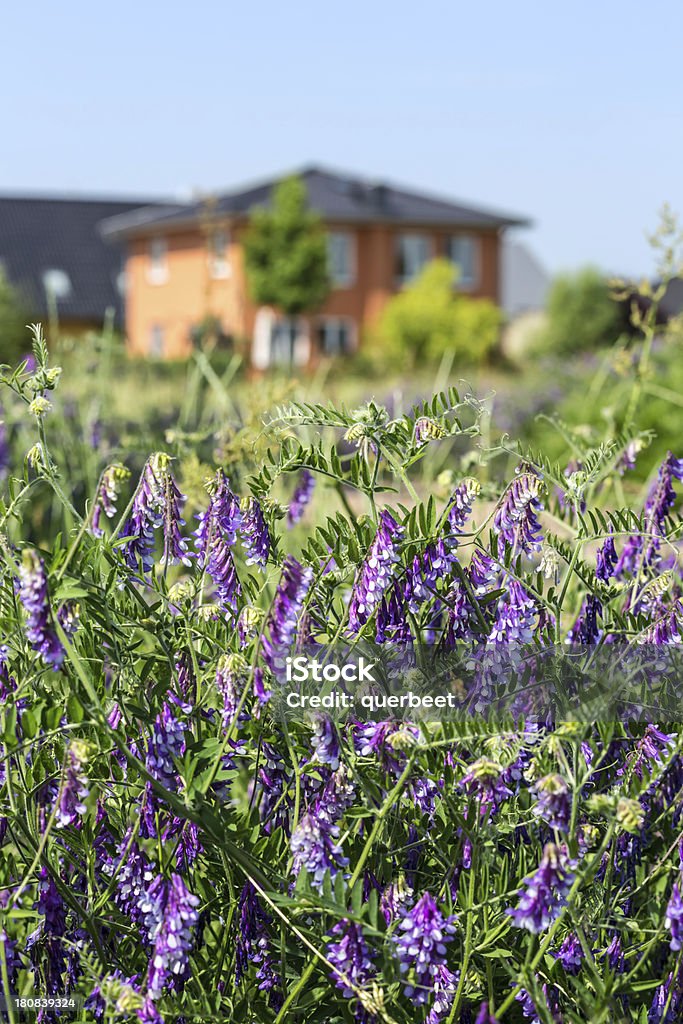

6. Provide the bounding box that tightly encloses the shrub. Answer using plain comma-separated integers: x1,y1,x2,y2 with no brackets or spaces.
0,269,30,366
375,259,502,369
534,265,628,356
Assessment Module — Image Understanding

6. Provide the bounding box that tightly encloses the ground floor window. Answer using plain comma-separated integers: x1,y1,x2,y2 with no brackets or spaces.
317,317,354,356
270,319,299,365
149,324,165,357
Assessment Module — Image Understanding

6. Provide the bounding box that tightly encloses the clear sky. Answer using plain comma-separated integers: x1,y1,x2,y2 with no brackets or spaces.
2,0,681,277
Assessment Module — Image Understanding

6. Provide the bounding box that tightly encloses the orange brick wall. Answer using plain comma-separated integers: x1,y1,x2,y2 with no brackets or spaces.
124,222,502,359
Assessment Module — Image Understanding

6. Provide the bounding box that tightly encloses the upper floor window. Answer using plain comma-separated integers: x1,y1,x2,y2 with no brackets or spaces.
395,234,431,285
208,229,230,279
446,234,479,289
327,232,355,287
147,237,168,285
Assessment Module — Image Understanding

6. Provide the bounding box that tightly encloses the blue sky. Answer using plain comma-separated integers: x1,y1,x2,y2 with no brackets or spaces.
2,1,681,276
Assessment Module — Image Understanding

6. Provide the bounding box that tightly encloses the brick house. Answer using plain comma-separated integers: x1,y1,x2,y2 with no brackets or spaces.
101,166,529,365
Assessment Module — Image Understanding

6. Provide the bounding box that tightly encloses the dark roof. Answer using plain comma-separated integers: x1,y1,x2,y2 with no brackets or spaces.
659,278,683,320
0,195,167,325
101,165,530,237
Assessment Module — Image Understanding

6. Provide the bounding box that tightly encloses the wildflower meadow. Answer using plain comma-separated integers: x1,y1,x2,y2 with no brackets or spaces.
2,315,683,1024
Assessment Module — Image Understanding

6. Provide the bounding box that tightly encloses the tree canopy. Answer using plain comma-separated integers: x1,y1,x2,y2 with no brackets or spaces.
243,176,330,317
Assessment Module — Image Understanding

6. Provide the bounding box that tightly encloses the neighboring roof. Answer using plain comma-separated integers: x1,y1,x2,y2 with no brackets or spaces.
101,165,531,238
659,277,683,320
501,239,550,316
0,195,167,325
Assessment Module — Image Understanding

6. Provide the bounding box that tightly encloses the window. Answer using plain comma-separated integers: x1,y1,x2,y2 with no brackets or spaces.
147,237,168,284
327,232,355,287
395,234,431,285
149,324,165,358
208,229,230,279
317,318,354,356
446,234,479,289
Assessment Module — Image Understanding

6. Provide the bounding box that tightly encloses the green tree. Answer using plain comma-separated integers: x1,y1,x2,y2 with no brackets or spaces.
243,176,330,316
536,266,627,356
0,270,29,366
376,258,502,369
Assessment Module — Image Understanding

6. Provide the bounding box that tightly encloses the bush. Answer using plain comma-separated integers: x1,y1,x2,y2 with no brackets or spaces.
375,259,502,369
534,265,628,356
0,270,30,366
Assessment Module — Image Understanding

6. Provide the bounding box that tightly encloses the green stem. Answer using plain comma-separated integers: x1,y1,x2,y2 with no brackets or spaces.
447,850,477,1022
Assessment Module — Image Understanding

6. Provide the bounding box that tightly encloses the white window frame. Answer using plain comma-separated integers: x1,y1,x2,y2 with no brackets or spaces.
447,234,480,290
327,231,355,288
147,237,168,285
317,316,355,356
395,233,432,286
149,323,165,358
208,229,230,279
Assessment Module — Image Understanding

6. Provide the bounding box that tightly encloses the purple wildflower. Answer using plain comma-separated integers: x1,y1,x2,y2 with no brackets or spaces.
381,878,414,924
28,867,66,994
18,549,64,669
469,548,499,595
493,467,544,555
0,928,20,987
146,702,186,793
375,585,412,643
404,540,452,613
666,883,683,950
311,714,340,769
139,873,200,997
446,478,480,544
618,452,683,575
619,439,642,475
104,831,155,925
214,654,244,728
290,804,348,892
596,530,618,582
473,1005,498,1024
262,556,313,669
567,594,602,644
320,765,356,823
91,463,130,538
553,933,583,973
394,891,456,1004
605,933,624,972
489,579,536,643
508,843,576,933
195,469,242,613
287,469,315,527
240,497,270,568
414,416,445,445
425,964,459,1024
57,600,80,639
253,667,271,707
327,919,374,1001
123,454,190,572
531,774,571,832
235,882,281,1003
649,969,683,1023
348,510,404,633
56,740,90,828
461,758,512,813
